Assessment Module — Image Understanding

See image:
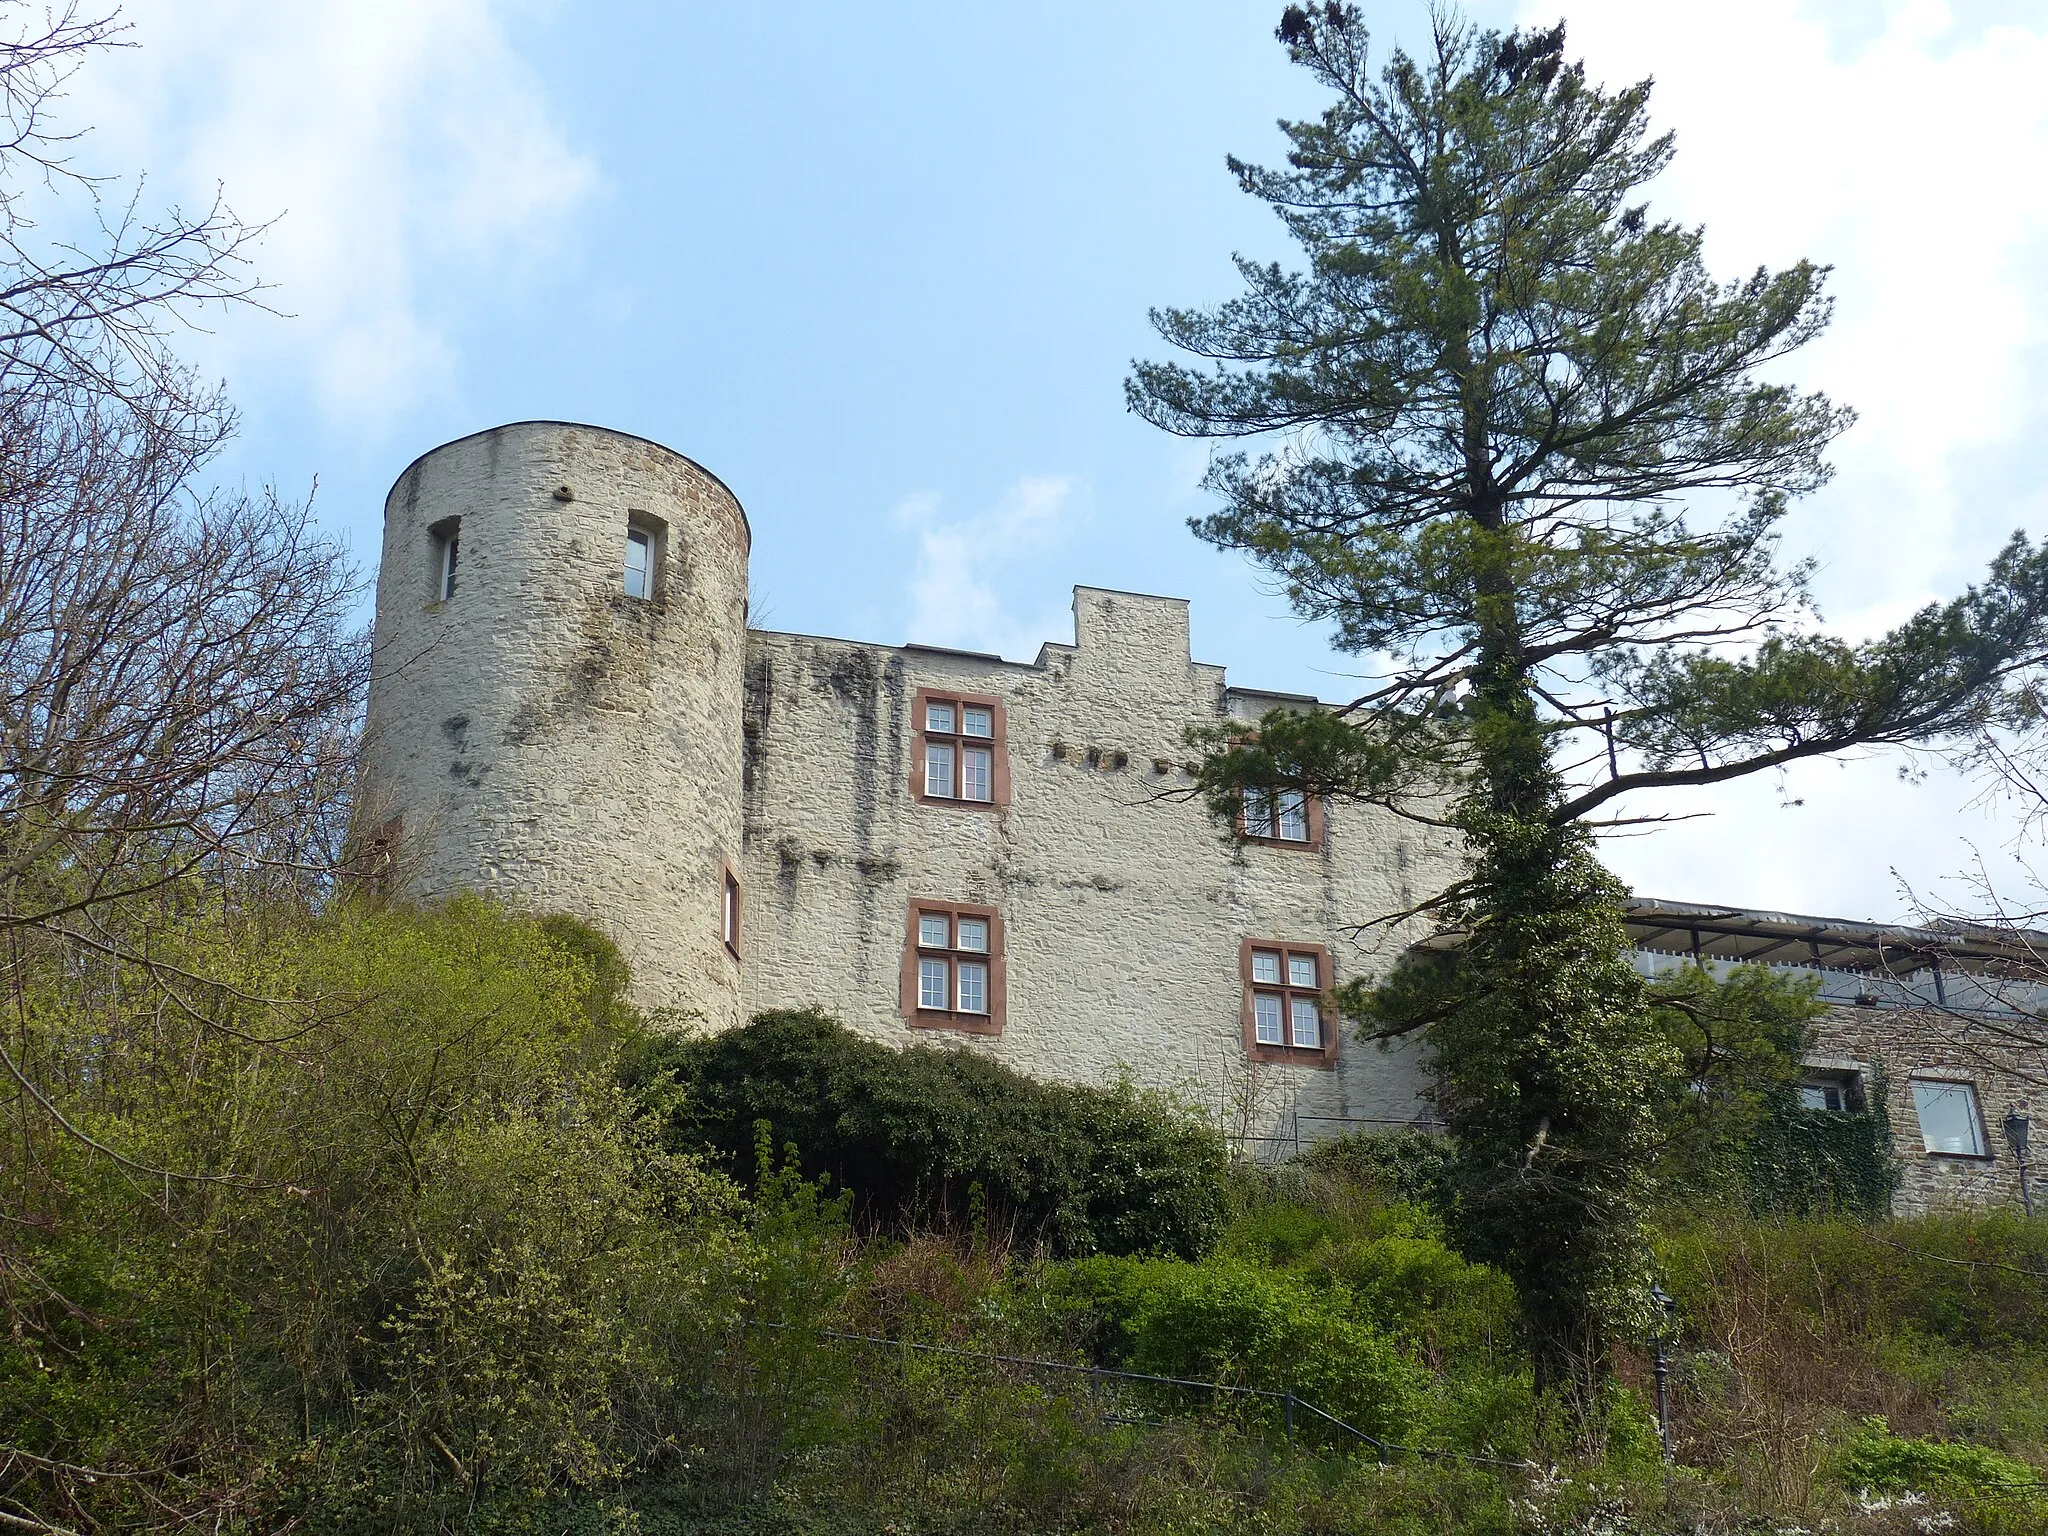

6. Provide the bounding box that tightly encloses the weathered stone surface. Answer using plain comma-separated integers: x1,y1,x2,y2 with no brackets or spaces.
737,587,1460,1139
1808,1003,2043,1215
364,425,1457,1143
362,422,750,1031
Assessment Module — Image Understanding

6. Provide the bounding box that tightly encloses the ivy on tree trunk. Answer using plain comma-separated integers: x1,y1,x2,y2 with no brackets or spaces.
1133,3,2048,1400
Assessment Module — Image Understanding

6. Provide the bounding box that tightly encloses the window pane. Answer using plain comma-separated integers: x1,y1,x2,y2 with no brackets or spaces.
1800,1080,1847,1113
919,958,950,1010
1277,791,1309,842
955,918,988,953
1250,950,1281,985
624,528,651,599
723,879,738,945
925,742,955,797
919,914,951,949
957,961,988,1014
1244,788,1273,834
1253,993,1283,1045
963,706,993,738
962,746,992,802
1291,996,1321,1048
438,534,458,600
1913,1080,1986,1155
1287,953,1318,988
926,702,955,734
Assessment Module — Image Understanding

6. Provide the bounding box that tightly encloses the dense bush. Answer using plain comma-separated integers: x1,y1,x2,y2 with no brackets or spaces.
1,897,778,1532
1661,1210,2048,1355
632,1008,1229,1258
1053,1253,1423,1439
1292,1127,1459,1212
1835,1417,2044,1498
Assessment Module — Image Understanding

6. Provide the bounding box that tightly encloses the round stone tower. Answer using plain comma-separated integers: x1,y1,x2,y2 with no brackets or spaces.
361,421,750,1028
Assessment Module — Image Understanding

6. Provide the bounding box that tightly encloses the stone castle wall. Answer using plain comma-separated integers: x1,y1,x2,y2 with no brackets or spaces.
360,423,1460,1142
362,422,751,1030
736,587,1462,1135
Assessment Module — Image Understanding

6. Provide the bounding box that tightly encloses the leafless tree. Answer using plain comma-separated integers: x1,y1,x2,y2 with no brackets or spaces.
0,0,357,946
0,3,265,413
0,4,364,1154
0,387,364,949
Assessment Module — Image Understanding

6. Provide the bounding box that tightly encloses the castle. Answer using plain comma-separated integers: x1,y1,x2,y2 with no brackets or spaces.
363,422,2044,1214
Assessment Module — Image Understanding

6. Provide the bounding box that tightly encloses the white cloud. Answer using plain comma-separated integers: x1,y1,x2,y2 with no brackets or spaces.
1519,0,2048,627
64,0,595,429
1499,0,2048,917
897,475,1084,660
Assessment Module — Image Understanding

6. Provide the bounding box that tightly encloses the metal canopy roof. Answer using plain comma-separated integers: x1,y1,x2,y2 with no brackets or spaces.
1623,898,2047,976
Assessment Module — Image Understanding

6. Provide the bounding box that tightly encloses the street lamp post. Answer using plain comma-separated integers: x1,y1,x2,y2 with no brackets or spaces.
2004,1106,2034,1218
1648,1280,1677,1462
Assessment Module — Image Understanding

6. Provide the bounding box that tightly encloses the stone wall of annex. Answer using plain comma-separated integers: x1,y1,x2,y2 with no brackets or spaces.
735,586,1462,1138
1807,1003,2044,1216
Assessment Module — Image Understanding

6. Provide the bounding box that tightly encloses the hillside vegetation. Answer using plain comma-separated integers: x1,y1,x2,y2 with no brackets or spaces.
8,904,2046,1534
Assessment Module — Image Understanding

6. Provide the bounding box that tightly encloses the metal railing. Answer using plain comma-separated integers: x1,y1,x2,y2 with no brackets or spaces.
1226,1109,1445,1162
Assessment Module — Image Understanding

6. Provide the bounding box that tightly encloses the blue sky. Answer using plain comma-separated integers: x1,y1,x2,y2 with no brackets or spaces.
67,0,2048,923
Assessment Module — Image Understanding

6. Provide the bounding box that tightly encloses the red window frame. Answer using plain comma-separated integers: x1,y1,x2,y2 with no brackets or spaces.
901,900,1006,1035
1238,787,1326,848
912,689,1010,810
1240,939,1337,1068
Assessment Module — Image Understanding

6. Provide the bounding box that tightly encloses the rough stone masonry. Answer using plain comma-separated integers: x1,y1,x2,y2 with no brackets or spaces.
364,421,2043,1210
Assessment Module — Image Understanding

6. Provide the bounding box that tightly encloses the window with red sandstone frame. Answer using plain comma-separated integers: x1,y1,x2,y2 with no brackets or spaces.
901,900,1005,1034
912,689,1009,808
1240,939,1336,1067
1240,787,1324,847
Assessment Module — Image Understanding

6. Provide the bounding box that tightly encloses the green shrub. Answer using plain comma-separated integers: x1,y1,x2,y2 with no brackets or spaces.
633,1009,1229,1258
1660,1211,2048,1354
1054,1254,1422,1439
1835,1417,2044,1498
1293,1128,1458,1213
0,897,757,1531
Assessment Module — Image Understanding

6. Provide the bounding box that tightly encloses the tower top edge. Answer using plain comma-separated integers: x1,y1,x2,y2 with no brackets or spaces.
387,420,751,549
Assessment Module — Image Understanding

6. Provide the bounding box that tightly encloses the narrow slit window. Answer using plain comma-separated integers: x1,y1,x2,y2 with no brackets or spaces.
722,873,741,953
624,527,653,599
431,519,460,601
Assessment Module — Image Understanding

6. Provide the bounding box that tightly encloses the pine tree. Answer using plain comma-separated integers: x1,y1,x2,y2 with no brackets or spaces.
1130,4,2048,1397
